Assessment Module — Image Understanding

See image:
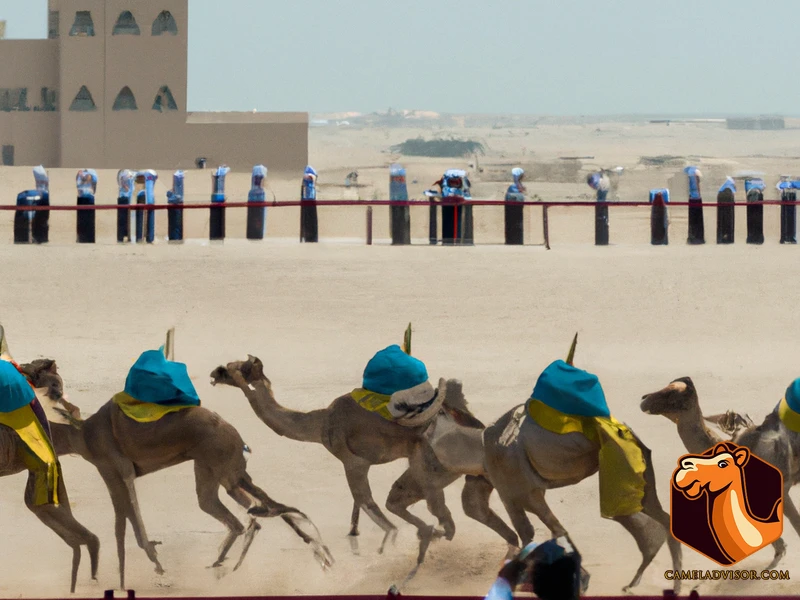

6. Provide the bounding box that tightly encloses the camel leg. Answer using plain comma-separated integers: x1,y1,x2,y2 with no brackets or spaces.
194,464,247,568
348,502,360,555
25,472,100,594
461,475,520,556
613,512,666,594
222,485,263,572
343,461,397,554
98,466,163,586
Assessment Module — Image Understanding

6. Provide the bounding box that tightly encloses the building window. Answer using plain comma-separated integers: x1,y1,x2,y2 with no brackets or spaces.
112,11,140,35
38,88,58,112
2,146,14,167
0,88,31,112
48,11,60,39
69,11,95,37
152,86,178,112
152,11,178,35
69,86,97,111
113,87,138,111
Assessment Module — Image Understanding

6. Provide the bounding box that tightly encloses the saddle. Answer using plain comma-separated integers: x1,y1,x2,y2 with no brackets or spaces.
350,378,447,428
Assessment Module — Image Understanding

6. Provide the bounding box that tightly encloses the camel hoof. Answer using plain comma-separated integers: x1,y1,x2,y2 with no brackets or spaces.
154,566,165,576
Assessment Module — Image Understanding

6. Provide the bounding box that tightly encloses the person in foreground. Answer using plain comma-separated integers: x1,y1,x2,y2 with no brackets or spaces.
485,536,586,600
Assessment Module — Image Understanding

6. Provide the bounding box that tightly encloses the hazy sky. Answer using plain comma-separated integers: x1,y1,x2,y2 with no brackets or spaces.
1,0,798,116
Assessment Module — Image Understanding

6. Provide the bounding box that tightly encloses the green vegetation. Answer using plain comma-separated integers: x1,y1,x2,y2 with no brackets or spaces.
390,137,485,158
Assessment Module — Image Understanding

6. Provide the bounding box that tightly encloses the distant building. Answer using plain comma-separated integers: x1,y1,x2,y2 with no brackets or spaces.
726,116,785,130
0,1,308,172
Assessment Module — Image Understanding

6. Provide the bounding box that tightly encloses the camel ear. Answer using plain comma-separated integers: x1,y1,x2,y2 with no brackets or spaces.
712,442,729,456
42,359,57,374
732,447,749,467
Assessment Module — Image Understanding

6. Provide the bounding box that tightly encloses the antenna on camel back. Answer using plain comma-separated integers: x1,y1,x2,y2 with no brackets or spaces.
163,327,175,361
565,332,578,366
0,324,12,361
402,323,412,356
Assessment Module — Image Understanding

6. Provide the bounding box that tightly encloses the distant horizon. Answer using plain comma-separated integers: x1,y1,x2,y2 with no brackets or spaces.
3,0,800,116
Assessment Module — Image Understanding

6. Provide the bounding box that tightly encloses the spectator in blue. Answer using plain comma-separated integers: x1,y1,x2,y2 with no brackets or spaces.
485,537,586,600
300,166,319,242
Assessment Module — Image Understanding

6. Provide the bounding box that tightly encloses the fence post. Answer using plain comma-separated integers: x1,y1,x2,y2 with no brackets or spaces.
428,196,438,245
141,170,157,244
595,189,609,246
649,189,669,245
462,199,475,245
75,169,97,244
13,191,34,244
300,167,319,243
134,191,146,242
685,166,705,244
210,165,230,242
745,178,764,245
390,164,411,245
117,170,134,243
247,165,267,240
542,205,551,250
716,179,735,244
779,177,797,244
32,191,49,244
31,165,49,244
168,170,185,243
504,195,525,245
366,206,373,245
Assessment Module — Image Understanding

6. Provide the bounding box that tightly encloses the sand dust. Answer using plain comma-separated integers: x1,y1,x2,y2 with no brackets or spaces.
0,120,799,597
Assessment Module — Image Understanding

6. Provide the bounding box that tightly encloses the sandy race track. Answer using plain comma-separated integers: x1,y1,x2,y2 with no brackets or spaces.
1,121,800,597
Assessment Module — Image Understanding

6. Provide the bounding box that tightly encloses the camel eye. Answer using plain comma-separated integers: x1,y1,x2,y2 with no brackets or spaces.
718,461,728,468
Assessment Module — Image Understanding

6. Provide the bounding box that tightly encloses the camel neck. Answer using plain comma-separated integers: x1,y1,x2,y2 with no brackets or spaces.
676,407,718,454
241,379,324,444
50,422,89,459
710,480,763,556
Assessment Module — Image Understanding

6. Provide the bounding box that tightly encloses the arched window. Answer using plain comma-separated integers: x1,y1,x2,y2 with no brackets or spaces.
112,11,140,35
112,87,138,111
152,11,178,35
152,86,178,112
69,86,96,111
69,11,95,36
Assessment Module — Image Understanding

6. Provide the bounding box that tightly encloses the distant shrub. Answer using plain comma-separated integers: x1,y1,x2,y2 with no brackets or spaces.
390,137,485,158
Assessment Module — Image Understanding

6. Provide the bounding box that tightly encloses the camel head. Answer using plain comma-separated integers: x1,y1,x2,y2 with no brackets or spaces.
673,443,749,498
17,358,83,426
209,355,271,388
640,377,698,423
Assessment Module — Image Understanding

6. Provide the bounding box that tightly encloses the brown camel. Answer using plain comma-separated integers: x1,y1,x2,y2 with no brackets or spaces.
479,339,683,595
0,357,100,594
641,376,800,569
209,355,520,582
18,358,334,591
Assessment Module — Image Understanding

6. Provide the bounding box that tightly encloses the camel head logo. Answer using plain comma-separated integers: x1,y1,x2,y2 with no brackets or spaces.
670,442,783,565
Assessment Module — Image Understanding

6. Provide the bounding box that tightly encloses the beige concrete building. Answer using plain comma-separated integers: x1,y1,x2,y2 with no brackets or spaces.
0,1,308,172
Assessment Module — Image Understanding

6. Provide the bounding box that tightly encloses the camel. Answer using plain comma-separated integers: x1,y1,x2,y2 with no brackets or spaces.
479,338,683,595
640,376,800,569
209,355,520,581
0,358,100,594
673,443,783,563
18,357,334,591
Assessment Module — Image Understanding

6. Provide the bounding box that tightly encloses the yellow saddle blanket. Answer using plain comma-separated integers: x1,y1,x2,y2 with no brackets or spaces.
526,398,646,519
350,388,394,421
0,404,60,506
112,391,198,423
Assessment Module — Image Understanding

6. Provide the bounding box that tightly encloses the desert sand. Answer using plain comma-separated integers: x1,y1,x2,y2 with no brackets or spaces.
1,118,799,598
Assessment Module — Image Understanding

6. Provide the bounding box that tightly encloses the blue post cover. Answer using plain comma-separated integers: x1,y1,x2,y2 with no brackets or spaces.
649,188,670,203
390,164,409,202
684,166,702,200
0,360,35,414
718,177,736,194
302,166,317,200
118,170,135,200
531,360,610,418
33,165,49,194
124,350,200,406
169,170,185,204
362,345,428,396
745,178,765,192
76,169,97,197
212,165,230,202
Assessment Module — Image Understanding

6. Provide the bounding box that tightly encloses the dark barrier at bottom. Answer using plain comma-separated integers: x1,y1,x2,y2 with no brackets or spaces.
687,198,705,244
117,196,130,242
716,188,734,244
210,193,225,241
300,200,318,243
595,202,609,245
428,200,438,245
391,204,411,245
14,191,49,244
441,203,473,245
650,193,668,245
246,190,265,240
76,194,95,244
504,202,524,245
781,191,797,244
746,189,764,244
168,196,184,242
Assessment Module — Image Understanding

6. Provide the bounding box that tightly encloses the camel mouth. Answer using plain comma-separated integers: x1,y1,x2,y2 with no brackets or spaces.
209,366,231,386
